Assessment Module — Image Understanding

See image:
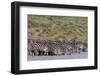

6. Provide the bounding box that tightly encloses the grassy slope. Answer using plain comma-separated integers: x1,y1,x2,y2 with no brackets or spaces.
28,15,88,42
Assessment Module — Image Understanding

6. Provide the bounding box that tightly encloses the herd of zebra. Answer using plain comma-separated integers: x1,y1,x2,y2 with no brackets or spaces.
28,39,88,56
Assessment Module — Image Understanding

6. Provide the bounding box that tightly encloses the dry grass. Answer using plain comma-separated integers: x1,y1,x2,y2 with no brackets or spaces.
28,15,88,42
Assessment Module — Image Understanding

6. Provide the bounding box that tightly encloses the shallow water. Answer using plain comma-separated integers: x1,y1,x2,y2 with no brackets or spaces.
28,52,88,61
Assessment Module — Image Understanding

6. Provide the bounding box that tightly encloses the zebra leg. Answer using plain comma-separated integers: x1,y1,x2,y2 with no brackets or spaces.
67,50,71,55
44,51,47,56
38,50,41,56
30,50,35,56
28,50,32,56
78,48,81,53
33,51,38,56
42,51,44,56
82,48,87,52
35,50,39,56
40,51,43,56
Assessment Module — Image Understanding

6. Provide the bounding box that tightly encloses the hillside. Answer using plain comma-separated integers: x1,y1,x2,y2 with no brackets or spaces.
28,15,88,42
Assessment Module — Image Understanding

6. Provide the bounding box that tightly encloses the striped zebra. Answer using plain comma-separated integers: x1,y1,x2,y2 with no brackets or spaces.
37,40,49,56
28,39,37,56
28,39,87,56
49,41,66,56
73,41,87,53
28,40,49,56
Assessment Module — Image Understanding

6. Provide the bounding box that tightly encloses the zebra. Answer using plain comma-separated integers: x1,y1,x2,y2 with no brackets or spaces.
28,39,33,56
28,39,88,56
37,40,49,56
47,41,58,56
31,40,49,56
28,39,39,56
65,44,73,55
81,42,88,52
74,41,87,53
50,41,67,56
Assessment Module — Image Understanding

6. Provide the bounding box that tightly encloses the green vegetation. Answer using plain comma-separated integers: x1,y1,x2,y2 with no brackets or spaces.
28,15,88,42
